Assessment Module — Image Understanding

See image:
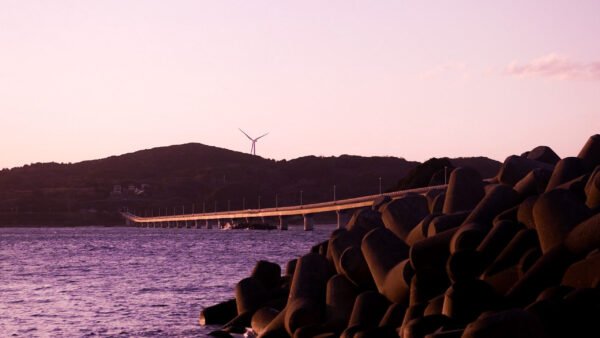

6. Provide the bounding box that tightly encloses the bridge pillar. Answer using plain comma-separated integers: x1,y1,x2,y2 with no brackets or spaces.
206,219,212,229
217,219,221,229
279,216,288,230
261,216,265,224
194,220,198,228
303,214,314,231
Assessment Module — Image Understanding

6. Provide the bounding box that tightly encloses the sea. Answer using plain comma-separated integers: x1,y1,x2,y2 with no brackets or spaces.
0,225,336,337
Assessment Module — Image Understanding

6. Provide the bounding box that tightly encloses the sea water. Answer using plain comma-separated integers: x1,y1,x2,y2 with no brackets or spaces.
0,226,335,337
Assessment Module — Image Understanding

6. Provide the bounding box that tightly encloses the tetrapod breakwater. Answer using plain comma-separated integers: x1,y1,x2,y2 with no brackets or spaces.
201,134,600,338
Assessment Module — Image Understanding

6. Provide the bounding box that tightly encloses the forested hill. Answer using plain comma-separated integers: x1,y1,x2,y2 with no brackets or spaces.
0,143,500,226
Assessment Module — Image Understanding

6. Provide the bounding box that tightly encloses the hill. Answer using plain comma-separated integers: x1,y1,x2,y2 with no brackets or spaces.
0,143,500,226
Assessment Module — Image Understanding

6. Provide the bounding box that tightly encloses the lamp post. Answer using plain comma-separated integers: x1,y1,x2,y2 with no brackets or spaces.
275,193,278,209
333,184,336,202
243,197,245,210
300,190,303,206
258,195,261,209
379,177,382,195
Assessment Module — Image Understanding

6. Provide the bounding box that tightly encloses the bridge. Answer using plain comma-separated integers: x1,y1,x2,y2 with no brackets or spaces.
121,184,446,230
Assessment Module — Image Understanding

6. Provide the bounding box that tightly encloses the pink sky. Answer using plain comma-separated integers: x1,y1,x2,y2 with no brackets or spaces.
1,0,599,169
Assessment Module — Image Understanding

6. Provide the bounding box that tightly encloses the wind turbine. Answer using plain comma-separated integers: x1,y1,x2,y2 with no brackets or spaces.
239,128,269,156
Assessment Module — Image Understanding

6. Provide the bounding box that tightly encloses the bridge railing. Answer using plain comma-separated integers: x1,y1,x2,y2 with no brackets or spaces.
122,183,448,223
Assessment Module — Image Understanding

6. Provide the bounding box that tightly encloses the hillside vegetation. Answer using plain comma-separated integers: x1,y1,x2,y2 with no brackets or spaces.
0,143,500,226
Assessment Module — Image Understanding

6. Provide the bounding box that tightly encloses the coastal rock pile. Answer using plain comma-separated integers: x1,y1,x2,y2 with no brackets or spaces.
201,135,600,338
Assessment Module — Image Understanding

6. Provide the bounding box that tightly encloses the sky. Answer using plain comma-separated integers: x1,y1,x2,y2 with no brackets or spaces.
1,0,599,169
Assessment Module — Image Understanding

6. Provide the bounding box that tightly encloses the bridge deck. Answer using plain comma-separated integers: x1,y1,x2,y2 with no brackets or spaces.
122,184,447,224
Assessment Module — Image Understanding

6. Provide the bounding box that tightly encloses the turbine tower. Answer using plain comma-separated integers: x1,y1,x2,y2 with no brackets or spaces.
239,128,269,156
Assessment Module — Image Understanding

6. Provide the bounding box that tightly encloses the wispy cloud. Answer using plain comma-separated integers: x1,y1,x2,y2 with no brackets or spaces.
419,62,469,80
504,54,600,81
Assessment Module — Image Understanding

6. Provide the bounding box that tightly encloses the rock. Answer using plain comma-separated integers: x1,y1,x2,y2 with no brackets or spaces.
252,260,282,290
565,212,600,256
527,145,560,165
545,157,586,192
442,167,485,214
361,227,410,302
577,134,600,171
200,298,238,325
461,309,549,338
497,155,554,186
532,189,592,253
380,194,430,241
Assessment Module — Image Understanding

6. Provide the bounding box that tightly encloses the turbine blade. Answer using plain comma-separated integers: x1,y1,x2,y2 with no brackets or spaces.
239,128,253,141
255,132,269,141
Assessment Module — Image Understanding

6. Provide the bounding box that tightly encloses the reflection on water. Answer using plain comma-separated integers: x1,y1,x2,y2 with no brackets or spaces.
0,226,334,336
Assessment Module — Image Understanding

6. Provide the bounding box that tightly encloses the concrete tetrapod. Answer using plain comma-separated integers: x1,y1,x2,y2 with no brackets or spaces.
200,299,238,325
526,145,561,165
328,229,361,273
482,228,540,277
345,208,385,239
513,168,552,197
577,134,600,171
284,253,333,336
461,184,519,228
325,274,359,331
561,253,600,289
441,279,498,325
564,212,600,256
341,291,389,337
584,166,600,210
442,167,485,214
339,246,376,290
461,309,549,338
361,227,410,303
380,194,430,242
532,188,592,253
544,157,587,192
251,260,282,291
516,195,538,229
506,245,578,307
497,155,554,186
427,211,470,236
476,220,523,265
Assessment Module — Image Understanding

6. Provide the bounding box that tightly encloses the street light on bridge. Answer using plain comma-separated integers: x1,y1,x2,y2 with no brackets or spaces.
379,177,382,195
334,184,336,201
300,190,303,207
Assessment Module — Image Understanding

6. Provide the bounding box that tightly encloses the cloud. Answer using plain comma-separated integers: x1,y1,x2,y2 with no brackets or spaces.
419,62,468,80
504,54,600,81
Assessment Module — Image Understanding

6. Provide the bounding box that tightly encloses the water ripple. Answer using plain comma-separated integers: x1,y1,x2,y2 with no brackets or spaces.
0,225,334,336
